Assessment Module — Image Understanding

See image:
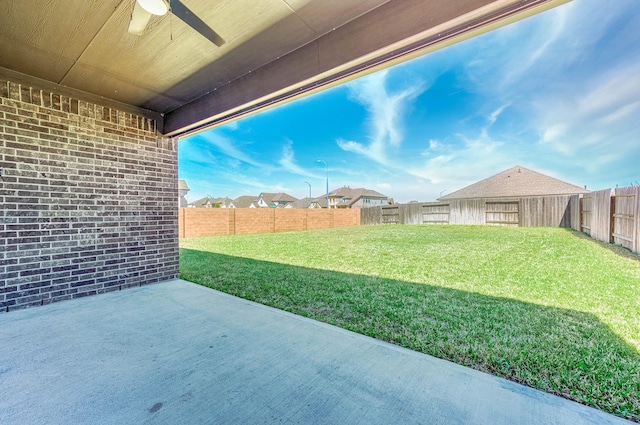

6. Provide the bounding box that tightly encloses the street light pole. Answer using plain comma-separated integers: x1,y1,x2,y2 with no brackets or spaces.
317,159,328,208
439,189,447,199
304,181,311,198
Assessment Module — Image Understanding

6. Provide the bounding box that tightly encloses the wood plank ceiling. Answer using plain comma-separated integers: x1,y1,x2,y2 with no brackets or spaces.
0,0,569,136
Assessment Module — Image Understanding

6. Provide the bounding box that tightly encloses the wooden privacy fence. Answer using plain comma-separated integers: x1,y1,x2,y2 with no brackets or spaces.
362,187,640,254
612,186,640,252
362,195,575,228
179,208,360,238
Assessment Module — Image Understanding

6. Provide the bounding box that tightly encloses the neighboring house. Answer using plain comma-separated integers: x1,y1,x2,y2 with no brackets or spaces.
285,197,321,209
328,187,389,208
178,180,190,207
438,165,590,201
187,196,234,208
233,196,261,208
259,192,298,207
211,197,235,208
310,197,327,209
188,197,212,208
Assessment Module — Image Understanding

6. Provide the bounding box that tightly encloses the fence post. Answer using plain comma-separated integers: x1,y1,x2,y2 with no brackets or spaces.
610,195,616,243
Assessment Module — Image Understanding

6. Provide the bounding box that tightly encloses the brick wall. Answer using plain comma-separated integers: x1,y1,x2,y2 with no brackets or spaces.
274,208,306,233
179,208,360,237
0,78,179,312
179,208,231,237
234,208,275,235
307,209,334,230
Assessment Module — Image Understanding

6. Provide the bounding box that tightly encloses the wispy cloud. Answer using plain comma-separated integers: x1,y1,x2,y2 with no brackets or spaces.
193,132,266,168
452,0,640,178
337,70,427,164
278,139,320,178
535,61,640,169
410,132,509,185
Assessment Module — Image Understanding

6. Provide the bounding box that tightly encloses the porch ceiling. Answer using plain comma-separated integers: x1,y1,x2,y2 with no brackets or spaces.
0,0,568,136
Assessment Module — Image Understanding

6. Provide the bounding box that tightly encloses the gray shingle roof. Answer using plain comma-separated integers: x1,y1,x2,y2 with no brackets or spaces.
233,196,260,208
288,197,314,208
189,197,213,207
440,166,590,200
259,192,298,205
329,187,387,198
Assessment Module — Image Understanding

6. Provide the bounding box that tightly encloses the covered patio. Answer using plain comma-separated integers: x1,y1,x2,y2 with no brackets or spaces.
5,1,627,423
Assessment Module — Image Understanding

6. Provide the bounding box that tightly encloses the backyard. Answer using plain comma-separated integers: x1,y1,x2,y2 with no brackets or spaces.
180,225,640,422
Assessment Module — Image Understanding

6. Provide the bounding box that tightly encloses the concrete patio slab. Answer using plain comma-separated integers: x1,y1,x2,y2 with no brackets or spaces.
0,279,633,424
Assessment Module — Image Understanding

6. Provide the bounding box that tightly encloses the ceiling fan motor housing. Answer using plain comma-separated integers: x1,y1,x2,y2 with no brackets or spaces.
138,0,169,16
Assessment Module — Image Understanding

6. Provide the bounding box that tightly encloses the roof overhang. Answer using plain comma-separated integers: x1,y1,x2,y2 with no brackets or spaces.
0,0,570,138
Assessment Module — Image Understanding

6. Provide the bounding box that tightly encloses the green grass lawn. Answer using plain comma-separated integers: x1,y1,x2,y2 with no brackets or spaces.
180,225,640,422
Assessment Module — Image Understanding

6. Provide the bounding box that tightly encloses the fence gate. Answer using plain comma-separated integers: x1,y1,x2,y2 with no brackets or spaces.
485,201,519,226
381,205,400,224
612,187,639,251
422,203,449,224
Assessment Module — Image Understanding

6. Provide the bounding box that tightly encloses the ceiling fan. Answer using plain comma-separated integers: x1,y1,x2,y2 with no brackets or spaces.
128,0,225,47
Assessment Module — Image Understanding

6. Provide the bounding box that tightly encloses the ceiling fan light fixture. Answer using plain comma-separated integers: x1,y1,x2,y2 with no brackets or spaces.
137,0,169,16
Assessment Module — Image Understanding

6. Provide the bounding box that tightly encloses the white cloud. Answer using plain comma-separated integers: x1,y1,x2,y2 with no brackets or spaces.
428,139,442,151
535,61,640,166
487,104,510,127
408,135,509,185
447,0,640,178
337,70,427,164
196,132,266,168
278,140,321,178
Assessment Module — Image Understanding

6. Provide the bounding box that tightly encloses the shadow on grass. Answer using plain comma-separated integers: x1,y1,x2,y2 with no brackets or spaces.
180,248,640,422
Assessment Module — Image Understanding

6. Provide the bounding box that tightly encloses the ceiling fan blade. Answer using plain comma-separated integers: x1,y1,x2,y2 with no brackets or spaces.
128,1,153,35
169,0,225,46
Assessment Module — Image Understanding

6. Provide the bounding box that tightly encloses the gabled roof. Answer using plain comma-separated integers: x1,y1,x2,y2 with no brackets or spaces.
189,196,234,208
211,197,234,206
233,196,260,208
439,166,590,200
189,197,213,208
329,187,388,207
328,187,387,200
287,197,314,209
310,197,329,208
259,192,298,205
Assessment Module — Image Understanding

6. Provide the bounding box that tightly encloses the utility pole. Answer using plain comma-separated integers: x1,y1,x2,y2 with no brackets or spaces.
304,181,311,198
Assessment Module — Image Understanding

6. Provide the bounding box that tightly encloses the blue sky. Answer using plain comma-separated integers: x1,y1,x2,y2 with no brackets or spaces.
179,0,640,204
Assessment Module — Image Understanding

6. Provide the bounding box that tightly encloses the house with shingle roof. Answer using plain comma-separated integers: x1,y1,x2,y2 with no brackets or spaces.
188,196,235,208
439,166,589,201
329,187,389,208
259,192,298,207
212,197,235,208
188,197,213,208
285,197,324,209
233,195,263,208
